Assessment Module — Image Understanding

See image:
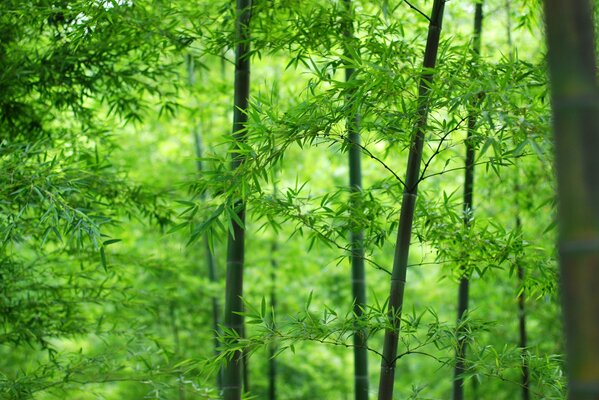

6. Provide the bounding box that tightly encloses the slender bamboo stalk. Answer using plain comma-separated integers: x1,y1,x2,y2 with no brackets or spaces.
268,239,278,400
515,209,530,400
168,302,185,400
517,270,530,400
196,131,222,384
342,1,369,399
377,2,446,399
187,54,223,392
223,1,252,399
543,0,599,398
452,3,483,400
505,4,529,398
505,0,512,50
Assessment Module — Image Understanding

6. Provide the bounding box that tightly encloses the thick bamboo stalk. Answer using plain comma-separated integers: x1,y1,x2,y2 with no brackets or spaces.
342,1,369,399
452,3,483,400
223,1,252,399
543,0,599,398
377,2,446,399
241,323,250,394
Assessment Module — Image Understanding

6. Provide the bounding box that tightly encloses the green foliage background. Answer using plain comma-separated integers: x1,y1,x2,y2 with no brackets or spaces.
0,0,565,399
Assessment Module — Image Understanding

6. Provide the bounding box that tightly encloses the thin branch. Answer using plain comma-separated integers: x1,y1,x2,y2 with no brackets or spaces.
403,0,431,22
419,139,539,182
337,133,406,188
292,211,392,275
309,336,387,361
418,116,469,184
420,159,496,181
394,349,446,364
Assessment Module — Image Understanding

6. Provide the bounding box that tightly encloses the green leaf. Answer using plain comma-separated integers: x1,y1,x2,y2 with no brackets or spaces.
306,290,313,311
100,247,108,271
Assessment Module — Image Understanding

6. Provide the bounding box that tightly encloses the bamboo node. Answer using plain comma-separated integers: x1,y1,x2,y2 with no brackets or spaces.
559,238,599,254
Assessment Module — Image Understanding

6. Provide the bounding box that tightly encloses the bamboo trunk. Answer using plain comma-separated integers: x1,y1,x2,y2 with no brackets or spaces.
543,0,599,398
452,3,483,399
196,131,223,389
223,1,252,399
268,239,278,400
187,54,223,392
168,302,184,400
515,212,530,400
343,1,369,399
377,2,446,399
505,3,530,398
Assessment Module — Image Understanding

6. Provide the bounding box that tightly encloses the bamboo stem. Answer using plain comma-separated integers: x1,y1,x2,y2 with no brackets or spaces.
268,239,278,400
343,1,369,399
377,2,446,399
187,54,224,392
223,1,252,399
544,0,599,398
516,212,530,400
452,3,483,399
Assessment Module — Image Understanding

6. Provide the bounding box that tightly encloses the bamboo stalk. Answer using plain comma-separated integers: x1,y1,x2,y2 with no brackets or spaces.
505,4,529,398
196,130,223,390
515,211,530,400
452,3,483,399
543,0,599,398
168,302,184,400
268,239,278,400
187,54,223,392
377,2,446,399
223,1,252,399
342,1,369,399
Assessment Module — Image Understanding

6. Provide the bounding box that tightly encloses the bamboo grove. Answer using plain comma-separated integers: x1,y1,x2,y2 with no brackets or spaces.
0,0,597,399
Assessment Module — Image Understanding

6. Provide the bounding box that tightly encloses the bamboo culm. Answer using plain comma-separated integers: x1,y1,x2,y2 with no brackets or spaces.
187,54,223,392
452,2,483,400
268,240,278,400
195,131,223,390
222,1,252,399
377,1,446,399
505,3,529,398
515,212,530,400
343,1,369,399
544,0,599,398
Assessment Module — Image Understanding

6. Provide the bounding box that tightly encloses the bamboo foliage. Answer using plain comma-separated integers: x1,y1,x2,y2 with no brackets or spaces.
0,1,573,399
377,1,446,399
543,0,599,398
